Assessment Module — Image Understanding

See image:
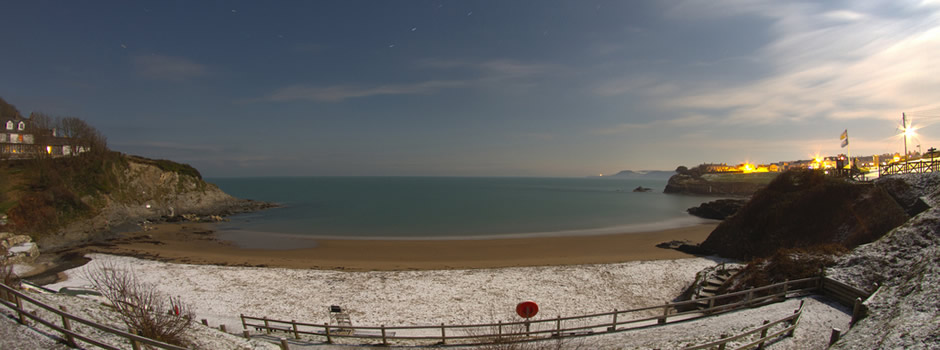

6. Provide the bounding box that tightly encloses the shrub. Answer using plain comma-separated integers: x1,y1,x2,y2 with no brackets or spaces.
84,262,194,346
0,251,20,302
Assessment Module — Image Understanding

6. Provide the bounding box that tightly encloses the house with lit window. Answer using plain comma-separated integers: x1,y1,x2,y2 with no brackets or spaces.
0,116,35,158
0,116,84,159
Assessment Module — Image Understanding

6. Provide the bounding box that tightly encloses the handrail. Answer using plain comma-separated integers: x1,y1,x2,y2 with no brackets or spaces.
0,282,188,350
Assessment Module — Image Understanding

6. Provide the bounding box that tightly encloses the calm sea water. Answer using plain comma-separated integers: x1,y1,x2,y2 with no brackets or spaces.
206,177,719,244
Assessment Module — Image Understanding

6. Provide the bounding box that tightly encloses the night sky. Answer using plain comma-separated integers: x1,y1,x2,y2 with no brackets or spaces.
1,1,938,177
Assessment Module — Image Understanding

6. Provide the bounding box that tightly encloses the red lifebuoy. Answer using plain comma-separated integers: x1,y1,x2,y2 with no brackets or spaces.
516,301,539,319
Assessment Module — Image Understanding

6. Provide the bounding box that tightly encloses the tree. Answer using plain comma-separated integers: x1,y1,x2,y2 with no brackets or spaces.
0,97,22,119
57,116,108,154
675,165,689,174
27,112,56,158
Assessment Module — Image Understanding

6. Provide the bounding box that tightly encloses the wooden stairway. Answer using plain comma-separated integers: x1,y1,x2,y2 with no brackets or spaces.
692,268,739,309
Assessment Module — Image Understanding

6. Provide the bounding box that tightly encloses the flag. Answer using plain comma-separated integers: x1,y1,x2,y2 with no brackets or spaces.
840,129,847,140
841,137,849,148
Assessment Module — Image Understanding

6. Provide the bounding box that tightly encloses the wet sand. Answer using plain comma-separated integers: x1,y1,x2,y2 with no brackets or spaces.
70,222,719,271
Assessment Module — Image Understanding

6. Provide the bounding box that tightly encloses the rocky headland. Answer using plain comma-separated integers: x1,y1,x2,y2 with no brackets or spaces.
2,153,274,252
685,170,939,349
699,169,911,260
663,165,778,196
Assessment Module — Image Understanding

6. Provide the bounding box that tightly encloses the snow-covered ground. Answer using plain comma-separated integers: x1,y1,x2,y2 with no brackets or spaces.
48,255,722,332
31,254,852,348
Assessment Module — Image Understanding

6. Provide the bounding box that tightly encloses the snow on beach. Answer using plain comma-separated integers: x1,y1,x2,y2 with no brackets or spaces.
48,254,721,331
38,254,852,348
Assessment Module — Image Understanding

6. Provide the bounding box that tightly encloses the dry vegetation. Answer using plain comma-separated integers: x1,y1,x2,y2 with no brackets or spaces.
84,261,194,346
0,249,20,302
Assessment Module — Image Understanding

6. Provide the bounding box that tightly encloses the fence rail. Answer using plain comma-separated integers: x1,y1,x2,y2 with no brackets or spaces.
682,300,805,350
241,277,823,346
880,158,938,176
0,282,187,350
1,274,873,349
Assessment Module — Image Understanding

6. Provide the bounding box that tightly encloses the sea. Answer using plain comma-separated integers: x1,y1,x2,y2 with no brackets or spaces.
207,177,721,248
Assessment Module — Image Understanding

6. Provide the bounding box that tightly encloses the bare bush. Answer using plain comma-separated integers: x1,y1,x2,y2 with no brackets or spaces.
0,250,21,302
84,261,193,345
464,311,586,350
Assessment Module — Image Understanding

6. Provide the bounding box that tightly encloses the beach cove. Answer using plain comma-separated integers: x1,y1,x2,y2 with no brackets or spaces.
66,221,719,271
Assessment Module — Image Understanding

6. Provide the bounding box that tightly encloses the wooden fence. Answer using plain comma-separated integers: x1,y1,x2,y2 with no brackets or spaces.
0,274,874,349
818,277,876,327
240,277,823,346
880,158,938,176
0,282,188,350
682,300,805,350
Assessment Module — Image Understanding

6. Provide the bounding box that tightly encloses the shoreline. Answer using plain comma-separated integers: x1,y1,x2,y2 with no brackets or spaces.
63,222,720,271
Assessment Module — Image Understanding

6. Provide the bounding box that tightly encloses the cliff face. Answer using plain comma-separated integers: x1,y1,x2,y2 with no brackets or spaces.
33,156,267,249
699,170,910,260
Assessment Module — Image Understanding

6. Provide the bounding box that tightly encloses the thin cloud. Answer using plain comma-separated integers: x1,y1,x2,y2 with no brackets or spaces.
663,1,940,124
254,58,556,103
133,54,207,81
592,114,714,135
257,80,468,102
421,58,558,79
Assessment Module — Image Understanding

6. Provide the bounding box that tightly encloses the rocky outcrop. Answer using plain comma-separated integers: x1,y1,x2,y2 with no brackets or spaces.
36,157,273,250
826,173,940,349
2,232,40,264
632,186,652,192
663,173,767,196
686,199,747,220
700,170,910,260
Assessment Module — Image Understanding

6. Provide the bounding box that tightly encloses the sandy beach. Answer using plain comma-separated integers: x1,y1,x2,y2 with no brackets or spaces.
67,222,719,270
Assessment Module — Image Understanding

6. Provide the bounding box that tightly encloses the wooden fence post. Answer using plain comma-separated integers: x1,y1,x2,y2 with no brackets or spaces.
757,320,769,349
201,319,208,326
440,323,446,344
851,297,863,326
556,315,561,337
324,323,332,344
130,337,142,350
610,309,618,331
746,287,754,305
292,320,300,339
708,296,715,311
279,338,289,350
381,325,388,345
59,306,76,347
264,317,271,334
717,334,728,350
243,330,251,339
658,301,668,324
14,294,25,325
220,324,227,333
497,321,502,342
788,302,802,337
829,328,842,346
241,314,247,330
